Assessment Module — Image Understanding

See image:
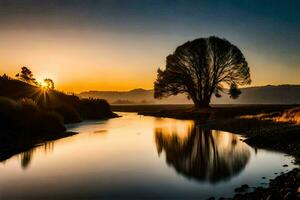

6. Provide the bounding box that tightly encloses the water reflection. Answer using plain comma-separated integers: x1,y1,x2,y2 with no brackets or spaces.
0,114,297,199
19,142,54,169
155,119,251,183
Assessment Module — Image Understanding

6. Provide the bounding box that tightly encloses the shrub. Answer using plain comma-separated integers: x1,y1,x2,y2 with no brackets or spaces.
52,104,81,124
37,111,65,133
0,97,66,137
0,97,19,127
79,98,115,119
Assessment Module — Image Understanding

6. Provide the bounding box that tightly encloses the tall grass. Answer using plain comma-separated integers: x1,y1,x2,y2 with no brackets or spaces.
275,107,300,125
240,106,300,125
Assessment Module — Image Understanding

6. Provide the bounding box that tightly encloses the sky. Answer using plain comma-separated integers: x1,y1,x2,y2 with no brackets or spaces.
0,0,299,92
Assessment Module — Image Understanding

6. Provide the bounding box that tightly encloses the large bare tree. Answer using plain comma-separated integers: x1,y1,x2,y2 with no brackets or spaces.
154,36,251,108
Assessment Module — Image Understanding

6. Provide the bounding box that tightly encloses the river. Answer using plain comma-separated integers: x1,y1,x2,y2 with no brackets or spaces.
0,113,297,199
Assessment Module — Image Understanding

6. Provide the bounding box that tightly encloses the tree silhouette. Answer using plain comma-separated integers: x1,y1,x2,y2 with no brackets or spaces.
43,78,55,89
16,66,37,85
154,36,251,108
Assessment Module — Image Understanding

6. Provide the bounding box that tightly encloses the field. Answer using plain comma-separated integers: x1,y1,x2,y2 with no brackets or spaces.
112,104,298,119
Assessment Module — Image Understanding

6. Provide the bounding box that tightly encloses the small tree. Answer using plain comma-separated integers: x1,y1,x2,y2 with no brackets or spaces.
154,36,251,108
1,73,10,80
16,66,37,85
43,78,55,89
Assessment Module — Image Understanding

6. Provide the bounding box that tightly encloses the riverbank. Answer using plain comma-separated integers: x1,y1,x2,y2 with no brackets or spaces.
207,117,300,199
0,130,77,162
136,104,296,119
122,104,300,162
0,95,118,162
231,168,300,200
206,118,300,163
114,104,300,199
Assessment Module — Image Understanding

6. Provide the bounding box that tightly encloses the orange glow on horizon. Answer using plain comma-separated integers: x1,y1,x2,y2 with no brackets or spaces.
0,30,299,93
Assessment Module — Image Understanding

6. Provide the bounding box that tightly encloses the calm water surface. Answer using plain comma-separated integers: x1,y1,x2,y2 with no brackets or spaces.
0,113,297,199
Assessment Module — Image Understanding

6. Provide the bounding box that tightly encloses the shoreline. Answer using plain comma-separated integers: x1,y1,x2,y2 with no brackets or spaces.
1,104,299,199
0,130,77,162
113,104,300,199
130,105,300,162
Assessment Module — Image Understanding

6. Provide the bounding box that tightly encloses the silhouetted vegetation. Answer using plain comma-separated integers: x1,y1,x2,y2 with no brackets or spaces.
43,78,55,89
0,96,72,161
15,66,37,85
0,73,117,123
78,98,117,119
0,71,117,161
154,36,251,108
0,97,65,134
51,104,81,123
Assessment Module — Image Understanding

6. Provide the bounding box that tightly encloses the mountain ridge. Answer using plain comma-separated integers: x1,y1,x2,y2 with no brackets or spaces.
79,85,300,105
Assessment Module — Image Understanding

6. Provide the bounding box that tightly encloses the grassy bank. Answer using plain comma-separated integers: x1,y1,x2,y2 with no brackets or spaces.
112,104,296,118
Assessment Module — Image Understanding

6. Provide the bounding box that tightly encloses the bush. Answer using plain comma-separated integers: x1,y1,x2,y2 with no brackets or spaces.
37,111,65,133
79,98,116,119
0,97,65,137
51,105,81,124
0,97,19,127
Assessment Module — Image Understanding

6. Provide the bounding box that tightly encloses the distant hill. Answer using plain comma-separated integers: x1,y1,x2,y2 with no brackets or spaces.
79,85,300,104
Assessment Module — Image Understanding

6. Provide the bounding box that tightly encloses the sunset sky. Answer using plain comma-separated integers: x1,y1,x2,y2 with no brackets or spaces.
0,0,299,92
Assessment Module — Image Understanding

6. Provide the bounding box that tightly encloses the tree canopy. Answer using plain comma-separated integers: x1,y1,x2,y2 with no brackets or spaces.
16,66,37,85
43,78,55,89
154,36,251,108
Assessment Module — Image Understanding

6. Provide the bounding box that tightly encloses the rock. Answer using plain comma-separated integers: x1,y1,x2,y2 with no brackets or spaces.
283,164,288,167
230,168,300,199
234,184,250,193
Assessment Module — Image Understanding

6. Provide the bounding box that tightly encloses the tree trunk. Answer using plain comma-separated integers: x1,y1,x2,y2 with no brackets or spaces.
193,99,211,109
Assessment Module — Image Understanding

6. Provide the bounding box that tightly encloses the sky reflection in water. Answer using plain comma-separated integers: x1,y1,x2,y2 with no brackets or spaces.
0,113,297,199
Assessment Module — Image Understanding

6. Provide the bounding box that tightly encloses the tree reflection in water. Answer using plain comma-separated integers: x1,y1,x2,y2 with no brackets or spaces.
19,142,54,169
154,119,251,183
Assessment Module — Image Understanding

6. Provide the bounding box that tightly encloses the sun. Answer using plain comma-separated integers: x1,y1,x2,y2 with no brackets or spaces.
37,79,50,91
37,78,55,90
40,80,48,88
